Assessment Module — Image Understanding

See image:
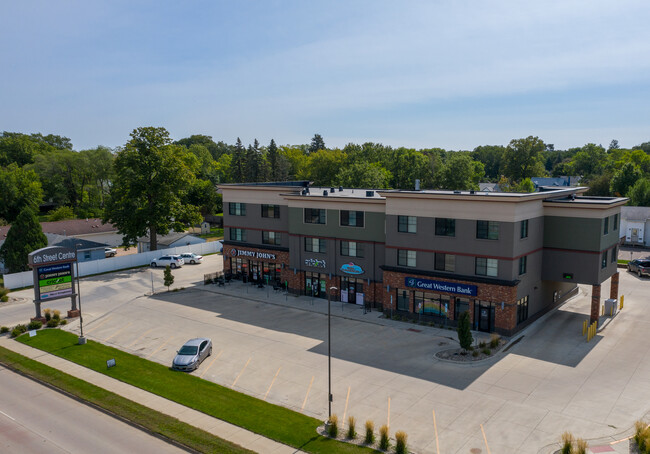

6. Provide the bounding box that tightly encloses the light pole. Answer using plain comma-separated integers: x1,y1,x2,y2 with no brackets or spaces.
75,243,86,345
327,285,337,420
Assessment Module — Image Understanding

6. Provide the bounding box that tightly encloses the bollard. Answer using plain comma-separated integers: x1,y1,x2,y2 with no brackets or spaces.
582,319,587,336
610,306,613,316
601,304,605,316
620,295,624,310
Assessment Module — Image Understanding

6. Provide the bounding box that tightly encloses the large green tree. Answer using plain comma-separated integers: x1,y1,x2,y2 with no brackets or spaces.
438,152,484,190
0,207,47,273
231,138,246,182
610,162,641,197
501,136,546,181
472,145,505,181
0,164,43,223
308,149,347,186
103,127,202,250
627,178,650,206
336,162,392,188
309,134,326,154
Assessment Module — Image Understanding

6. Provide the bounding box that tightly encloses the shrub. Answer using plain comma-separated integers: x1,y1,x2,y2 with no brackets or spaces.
347,416,356,439
27,320,42,330
490,334,501,348
364,420,375,444
635,421,650,453
164,265,174,290
482,348,491,355
575,438,588,454
59,319,67,325
379,425,389,450
479,341,486,348
457,310,473,351
395,430,408,454
472,350,479,357
0,286,9,302
53,310,61,321
44,308,52,321
0,326,9,333
11,324,27,338
327,414,338,438
560,431,573,454
48,206,75,221
46,319,59,328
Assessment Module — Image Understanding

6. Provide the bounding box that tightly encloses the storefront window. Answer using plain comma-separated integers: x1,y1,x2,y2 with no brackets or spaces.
396,289,410,311
340,276,364,303
305,271,326,298
455,297,469,320
414,292,449,317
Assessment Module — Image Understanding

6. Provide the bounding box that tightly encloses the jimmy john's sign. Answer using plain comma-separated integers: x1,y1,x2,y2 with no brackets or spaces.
229,248,276,260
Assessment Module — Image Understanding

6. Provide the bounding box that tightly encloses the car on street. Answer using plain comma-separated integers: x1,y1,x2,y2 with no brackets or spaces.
150,255,184,268
104,247,117,257
180,252,203,264
628,259,650,277
172,338,212,371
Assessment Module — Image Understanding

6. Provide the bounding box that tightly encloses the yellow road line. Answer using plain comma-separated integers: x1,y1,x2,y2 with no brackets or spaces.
84,316,113,334
342,386,351,424
387,396,391,430
200,350,222,378
301,376,314,411
103,322,133,343
263,367,281,400
433,410,440,454
127,327,157,348
480,424,491,454
147,336,176,360
232,357,251,388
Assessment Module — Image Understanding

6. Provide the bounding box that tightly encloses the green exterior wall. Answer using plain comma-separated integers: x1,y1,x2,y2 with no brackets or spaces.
543,216,603,251
288,208,385,242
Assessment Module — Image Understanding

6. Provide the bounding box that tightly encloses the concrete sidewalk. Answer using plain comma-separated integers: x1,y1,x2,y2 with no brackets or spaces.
0,335,302,454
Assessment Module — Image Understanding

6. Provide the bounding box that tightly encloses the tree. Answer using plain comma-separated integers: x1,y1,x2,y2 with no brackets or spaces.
610,162,641,197
385,148,433,189
627,178,650,206
231,138,246,182
308,149,347,186
336,162,392,188
457,311,473,352
570,143,607,178
0,164,43,223
267,139,280,180
164,265,174,291
103,127,202,251
0,207,47,273
438,152,484,190
633,142,650,153
515,178,535,193
309,134,326,154
608,139,620,151
472,145,505,181
501,136,546,182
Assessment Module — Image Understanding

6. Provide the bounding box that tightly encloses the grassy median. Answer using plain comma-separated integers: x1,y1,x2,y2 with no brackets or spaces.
16,329,377,454
0,344,252,454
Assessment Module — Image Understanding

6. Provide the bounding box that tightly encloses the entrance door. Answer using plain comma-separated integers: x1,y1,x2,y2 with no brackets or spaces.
631,228,639,243
475,301,494,332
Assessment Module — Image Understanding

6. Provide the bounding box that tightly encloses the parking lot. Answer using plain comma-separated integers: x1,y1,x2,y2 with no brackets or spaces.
41,260,649,454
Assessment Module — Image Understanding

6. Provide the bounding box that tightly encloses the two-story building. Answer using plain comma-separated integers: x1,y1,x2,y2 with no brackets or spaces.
219,181,626,336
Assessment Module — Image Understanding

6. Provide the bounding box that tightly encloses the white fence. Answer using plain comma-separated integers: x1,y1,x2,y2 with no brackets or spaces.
2,242,222,290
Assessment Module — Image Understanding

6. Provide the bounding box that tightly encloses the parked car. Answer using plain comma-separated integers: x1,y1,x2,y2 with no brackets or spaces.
172,338,212,371
216,240,224,253
180,252,203,264
628,259,650,277
104,247,117,258
151,255,184,268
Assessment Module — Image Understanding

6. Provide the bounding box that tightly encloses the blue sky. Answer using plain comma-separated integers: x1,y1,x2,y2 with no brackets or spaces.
2,0,649,151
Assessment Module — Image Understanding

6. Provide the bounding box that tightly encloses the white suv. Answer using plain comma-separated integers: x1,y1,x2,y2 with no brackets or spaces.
151,255,184,268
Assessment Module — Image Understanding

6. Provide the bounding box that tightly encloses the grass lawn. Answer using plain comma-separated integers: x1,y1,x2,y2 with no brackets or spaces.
17,329,378,454
0,345,252,454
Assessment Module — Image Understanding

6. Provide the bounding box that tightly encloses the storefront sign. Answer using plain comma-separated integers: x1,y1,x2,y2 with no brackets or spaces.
230,248,276,260
405,277,477,296
29,246,76,266
305,258,326,268
340,262,364,275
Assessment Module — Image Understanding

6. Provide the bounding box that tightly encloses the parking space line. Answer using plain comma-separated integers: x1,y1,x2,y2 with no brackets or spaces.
263,367,281,401
432,409,440,454
301,376,314,411
200,350,223,378
480,423,491,454
84,316,113,335
387,396,391,430
103,322,133,343
127,327,157,348
342,386,351,424
147,336,176,360
232,357,251,388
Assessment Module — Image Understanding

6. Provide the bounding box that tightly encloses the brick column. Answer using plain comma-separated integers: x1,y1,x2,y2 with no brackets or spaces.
610,272,619,300
590,284,601,324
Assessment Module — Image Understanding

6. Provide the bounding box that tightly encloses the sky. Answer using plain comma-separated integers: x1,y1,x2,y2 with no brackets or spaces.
2,0,649,151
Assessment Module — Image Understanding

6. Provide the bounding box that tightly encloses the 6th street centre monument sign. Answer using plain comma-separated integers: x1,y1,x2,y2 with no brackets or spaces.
28,246,79,319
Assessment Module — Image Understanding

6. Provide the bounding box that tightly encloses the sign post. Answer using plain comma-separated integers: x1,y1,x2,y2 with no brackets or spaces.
28,246,78,320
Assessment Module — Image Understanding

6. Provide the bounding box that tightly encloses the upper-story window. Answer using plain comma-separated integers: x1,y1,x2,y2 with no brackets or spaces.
397,249,417,267
229,203,246,216
521,220,529,239
262,231,281,245
601,251,607,269
519,256,527,275
398,216,417,233
603,217,609,235
305,237,327,253
341,241,364,258
477,220,499,240
434,253,455,272
230,228,246,242
304,208,326,224
613,213,619,230
611,246,617,263
261,204,280,218
340,210,364,227
435,218,455,237
475,257,498,276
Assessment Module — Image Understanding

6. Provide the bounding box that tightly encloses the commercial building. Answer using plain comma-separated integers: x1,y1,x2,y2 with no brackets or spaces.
220,181,626,335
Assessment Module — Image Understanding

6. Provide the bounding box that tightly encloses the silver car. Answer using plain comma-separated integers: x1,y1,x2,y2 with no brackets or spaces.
180,252,203,264
172,338,212,371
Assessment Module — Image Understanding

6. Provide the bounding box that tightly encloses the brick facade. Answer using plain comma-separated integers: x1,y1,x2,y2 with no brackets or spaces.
610,272,619,300
591,284,601,324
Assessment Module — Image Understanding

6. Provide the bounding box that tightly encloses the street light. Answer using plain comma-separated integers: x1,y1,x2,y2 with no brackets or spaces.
327,285,337,420
74,243,86,345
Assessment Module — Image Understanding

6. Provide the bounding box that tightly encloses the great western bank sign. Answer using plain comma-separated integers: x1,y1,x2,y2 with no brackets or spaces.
405,277,477,296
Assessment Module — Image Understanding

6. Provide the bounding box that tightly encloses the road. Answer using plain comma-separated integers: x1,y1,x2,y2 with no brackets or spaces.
0,365,186,453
